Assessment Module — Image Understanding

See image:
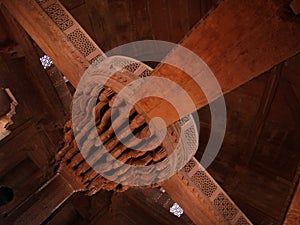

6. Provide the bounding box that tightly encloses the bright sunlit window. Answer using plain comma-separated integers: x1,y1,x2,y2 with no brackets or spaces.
170,202,184,217
39,55,53,69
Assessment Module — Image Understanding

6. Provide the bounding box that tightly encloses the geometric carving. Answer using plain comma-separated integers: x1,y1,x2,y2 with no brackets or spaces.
191,170,217,198
44,3,74,31
67,29,97,57
36,0,49,4
124,62,140,73
110,57,136,70
183,126,198,154
179,115,190,126
235,216,251,225
139,69,152,77
182,159,196,173
213,193,238,221
89,55,105,65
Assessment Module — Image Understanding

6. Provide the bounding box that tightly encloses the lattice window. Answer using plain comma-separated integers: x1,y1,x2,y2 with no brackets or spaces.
182,159,196,173
170,203,184,217
39,55,53,69
111,57,135,70
213,193,238,221
124,62,140,73
191,170,217,198
44,3,74,31
67,29,96,57
235,216,251,225
139,69,152,77
89,55,105,65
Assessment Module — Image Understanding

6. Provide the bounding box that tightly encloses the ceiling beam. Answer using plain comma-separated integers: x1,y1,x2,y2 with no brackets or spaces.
162,157,251,224
243,64,282,165
137,0,300,126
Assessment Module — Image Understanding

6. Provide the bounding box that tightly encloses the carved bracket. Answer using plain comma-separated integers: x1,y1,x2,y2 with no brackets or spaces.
0,88,18,141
